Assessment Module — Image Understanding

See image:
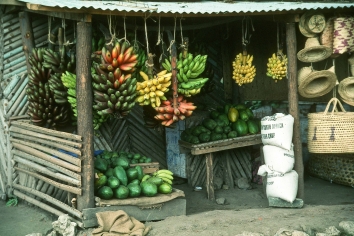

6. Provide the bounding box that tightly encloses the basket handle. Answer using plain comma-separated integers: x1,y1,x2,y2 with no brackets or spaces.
323,98,346,115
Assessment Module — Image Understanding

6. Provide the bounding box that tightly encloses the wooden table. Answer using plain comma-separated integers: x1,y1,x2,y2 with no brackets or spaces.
179,134,262,201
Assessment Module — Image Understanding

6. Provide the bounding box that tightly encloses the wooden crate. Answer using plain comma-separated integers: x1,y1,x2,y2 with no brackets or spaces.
129,162,159,174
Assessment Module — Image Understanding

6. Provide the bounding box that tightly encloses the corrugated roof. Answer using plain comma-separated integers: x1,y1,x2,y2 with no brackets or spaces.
19,0,354,15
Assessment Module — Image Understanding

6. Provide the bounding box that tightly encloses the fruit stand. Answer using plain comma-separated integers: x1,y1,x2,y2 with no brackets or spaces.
179,134,262,201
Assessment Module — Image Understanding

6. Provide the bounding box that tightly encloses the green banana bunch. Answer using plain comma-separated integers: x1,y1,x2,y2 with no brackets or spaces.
91,61,138,118
176,52,208,83
152,169,174,185
61,71,108,130
177,77,209,97
27,48,71,129
132,47,148,83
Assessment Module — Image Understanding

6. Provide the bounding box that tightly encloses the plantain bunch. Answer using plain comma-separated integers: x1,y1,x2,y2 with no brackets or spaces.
27,48,71,128
266,52,287,82
135,70,171,108
232,52,256,86
91,39,139,119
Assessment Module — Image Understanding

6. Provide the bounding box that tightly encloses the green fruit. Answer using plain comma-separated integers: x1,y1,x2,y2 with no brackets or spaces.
233,119,248,136
126,167,139,181
105,168,114,178
97,186,113,200
145,157,152,163
113,165,128,186
94,158,108,172
147,176,163,186
140,181,158,197
131,159,138,164
94,174,107,192
158,182,173,194
133,153,141,160
227,130,238,139
247,119,260,134
112,156,130,170
114,185,129,199
245,108,254,120
127,183,141,198
239,109,250,122
129,179,140,185
210,110,220,119
107,176,120,189
139,158,145,163
135,165,144,181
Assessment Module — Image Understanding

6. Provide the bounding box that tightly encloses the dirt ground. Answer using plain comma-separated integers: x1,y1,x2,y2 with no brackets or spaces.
0,175,353,236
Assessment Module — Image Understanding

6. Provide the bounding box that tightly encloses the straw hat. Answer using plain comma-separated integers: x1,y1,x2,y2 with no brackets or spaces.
297,37,332,63
338,77,354,106
297,66,337,98
349,54,354,76
299,11,326,37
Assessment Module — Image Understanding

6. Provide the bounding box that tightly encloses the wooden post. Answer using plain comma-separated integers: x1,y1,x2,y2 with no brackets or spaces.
222,41,232,101
18,11,34,75
205,153,214,201
286,22,304,199
76,22,95,211
166,31,179,118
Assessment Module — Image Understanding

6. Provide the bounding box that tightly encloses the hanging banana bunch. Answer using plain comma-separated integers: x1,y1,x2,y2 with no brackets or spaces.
135,70,171,108
26,48,71,128
232,17,256,86
232,51,256,86
266,23,287,82
91,39,138,119
266,50,287,82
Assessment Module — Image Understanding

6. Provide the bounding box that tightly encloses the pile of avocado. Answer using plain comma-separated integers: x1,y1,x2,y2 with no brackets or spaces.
180,103,260,144
94,150,157,200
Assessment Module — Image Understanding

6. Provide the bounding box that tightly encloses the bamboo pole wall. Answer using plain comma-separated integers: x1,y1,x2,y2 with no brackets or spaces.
9,120,83,222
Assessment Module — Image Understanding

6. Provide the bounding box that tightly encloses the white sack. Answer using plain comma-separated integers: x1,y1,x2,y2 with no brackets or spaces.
261,113,294,150
258,165,298,203
263,144,295,174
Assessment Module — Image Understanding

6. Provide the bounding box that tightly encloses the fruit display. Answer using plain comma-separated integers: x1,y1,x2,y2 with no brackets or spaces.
266,51,288,82
135,70,171,108
61,71,108,130
26,48,71,128
232,52,256,86
91,39,138,118
162,53,209,97
153,95,197,127
94,150,173,200
180,104,260,144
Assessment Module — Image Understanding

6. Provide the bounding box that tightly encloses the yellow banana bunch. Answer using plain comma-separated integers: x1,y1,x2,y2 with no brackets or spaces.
135,70,171,108
266,52,287,82
232,52,256,86
152,169,174,185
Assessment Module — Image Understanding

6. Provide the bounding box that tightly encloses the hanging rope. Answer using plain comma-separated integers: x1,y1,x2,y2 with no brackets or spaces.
156,16,161,46
144,14,150,55
180,16,184,45
106,14,117,45
167,16,177,53
241,16,254,47
47,16,56,44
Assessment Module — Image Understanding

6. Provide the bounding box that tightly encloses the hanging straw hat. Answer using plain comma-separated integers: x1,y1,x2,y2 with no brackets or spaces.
319,17,339,59
299,11,326,37
297,37,332,63
338,77,354,106
349,54,354,76
297,66,337,98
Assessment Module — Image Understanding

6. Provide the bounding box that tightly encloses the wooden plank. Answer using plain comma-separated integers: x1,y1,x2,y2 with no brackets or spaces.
26,9,92,23
286,22,304,199
13,190,83,228
13,155,80,186
18,11,34,75
11,138,81,167
10,126,82,148
192,138,262,155
13,183,83,218
82,198,186,228
231,149,247,179
205,153,214,201
237,148,252,180
11,146,81,176
11,120,82,141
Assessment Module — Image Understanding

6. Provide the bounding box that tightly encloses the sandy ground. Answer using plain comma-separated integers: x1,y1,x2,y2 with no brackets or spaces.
0,175,353,236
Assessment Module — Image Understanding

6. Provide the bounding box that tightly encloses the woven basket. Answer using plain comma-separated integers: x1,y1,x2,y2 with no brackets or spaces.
307,153,354,187
307,97,354,153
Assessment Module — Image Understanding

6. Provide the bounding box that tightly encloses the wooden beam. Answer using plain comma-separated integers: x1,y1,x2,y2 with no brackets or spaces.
286,22,304,200
18,11,34,75
76,21,95,211
26,8,92,22
0,0,25,6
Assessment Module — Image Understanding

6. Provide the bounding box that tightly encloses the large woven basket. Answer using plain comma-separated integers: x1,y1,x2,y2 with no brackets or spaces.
307,98,354,153
307,153,354,187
